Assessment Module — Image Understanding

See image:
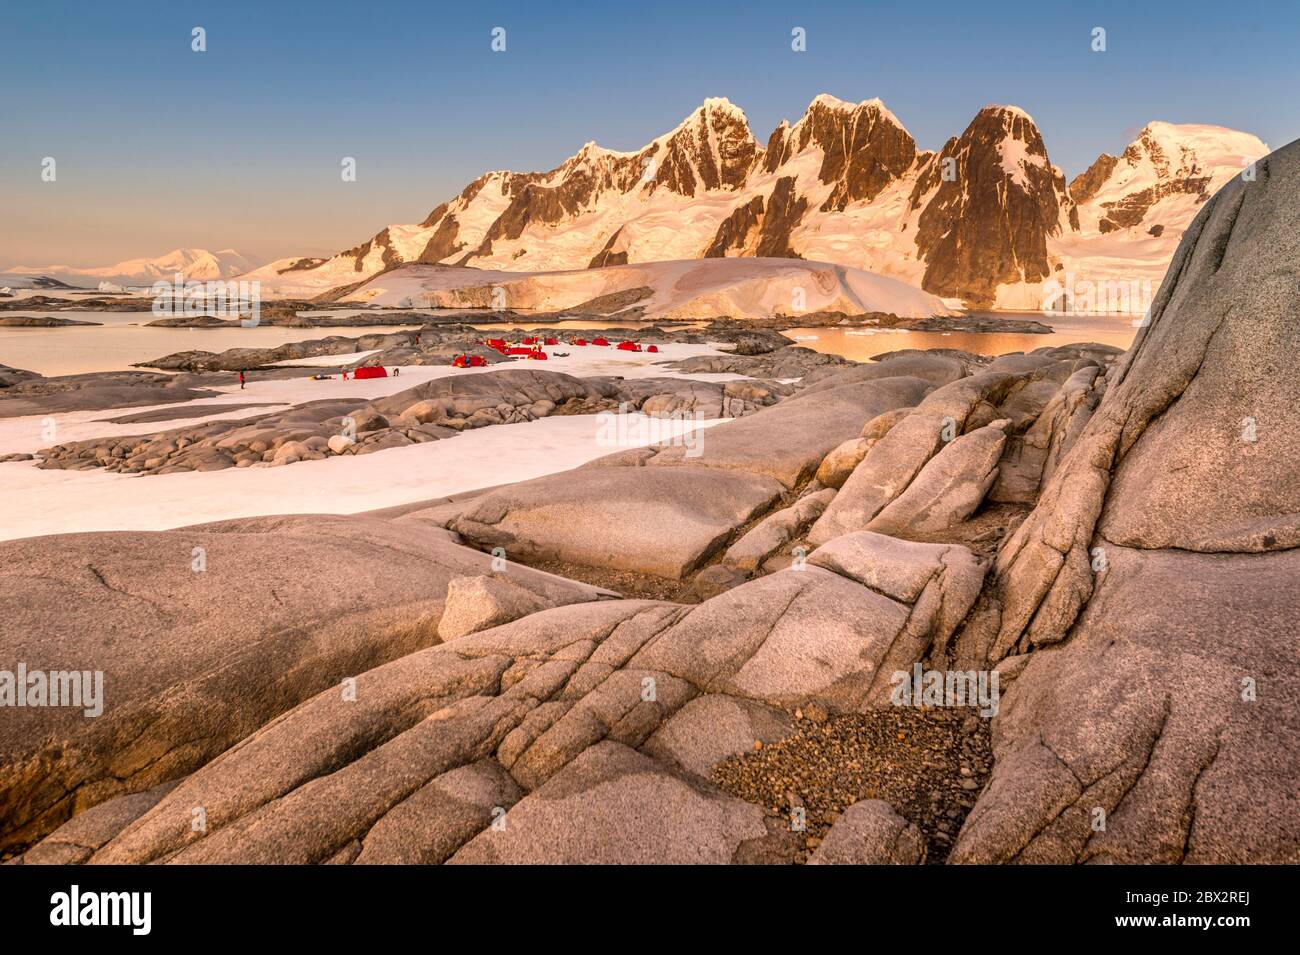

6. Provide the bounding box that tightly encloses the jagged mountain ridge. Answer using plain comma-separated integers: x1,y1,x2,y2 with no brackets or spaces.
6,248,259,287
247,96,1268,310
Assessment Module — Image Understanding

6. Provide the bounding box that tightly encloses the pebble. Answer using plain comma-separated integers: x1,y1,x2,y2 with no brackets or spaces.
803,701,830,724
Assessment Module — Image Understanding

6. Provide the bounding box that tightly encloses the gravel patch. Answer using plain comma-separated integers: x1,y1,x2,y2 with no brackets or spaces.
712,704,993,864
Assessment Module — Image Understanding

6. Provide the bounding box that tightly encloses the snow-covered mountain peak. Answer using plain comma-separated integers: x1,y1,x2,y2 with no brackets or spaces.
798,94,907,130
5,247,257,286
1125,121,1267,176
757,94,918,213
967,105,1045,147
698,95,747,116
652,97,756,149
1067,121,1269,237
981,103,1035,123
234,96,1269,315
809,92,852,108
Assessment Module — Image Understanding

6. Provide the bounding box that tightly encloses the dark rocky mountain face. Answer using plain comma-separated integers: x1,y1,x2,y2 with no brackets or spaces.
489,100,760,239
1066,153,1119,230
416,211,465,265
703,177,807,259
652,101,761,196
911,107,1064,306
752,177,808,258
704,196,766,257
342,227,403,274
587,227,630,268
417,100,763,266
802,99,918,211
1068,153,1119,204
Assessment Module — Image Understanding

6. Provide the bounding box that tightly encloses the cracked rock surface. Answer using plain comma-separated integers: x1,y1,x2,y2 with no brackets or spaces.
955,138,1300,863
0,515,610,853
14,525,986,864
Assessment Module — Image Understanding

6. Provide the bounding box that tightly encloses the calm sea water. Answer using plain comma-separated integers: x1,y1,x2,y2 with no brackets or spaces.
785,312,1138,362
0,312,420,377
1,310,1138,378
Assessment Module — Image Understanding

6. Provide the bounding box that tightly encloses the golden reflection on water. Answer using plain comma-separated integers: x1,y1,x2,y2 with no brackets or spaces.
785,314,1137,362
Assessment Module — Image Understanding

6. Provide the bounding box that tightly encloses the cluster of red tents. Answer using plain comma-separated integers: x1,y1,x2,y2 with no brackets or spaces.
565,337,658,352
483,338,547,360
458,335,659,370
335,333,665,379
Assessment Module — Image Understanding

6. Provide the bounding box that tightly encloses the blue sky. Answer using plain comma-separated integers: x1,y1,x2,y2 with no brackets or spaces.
3,0,1297,266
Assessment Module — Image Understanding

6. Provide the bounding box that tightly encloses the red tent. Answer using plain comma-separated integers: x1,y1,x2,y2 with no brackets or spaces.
527,350,548,360
522,336,538,345
646,344,660,353
544,337,558,345
592,337,611,346
484,338,507,353
616,340,642,352
353,366,388,379
506,346,535,356
573,338,588,346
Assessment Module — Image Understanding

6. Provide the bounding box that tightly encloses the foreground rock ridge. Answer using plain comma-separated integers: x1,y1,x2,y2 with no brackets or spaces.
953,136,1300,864
3,141,1296,865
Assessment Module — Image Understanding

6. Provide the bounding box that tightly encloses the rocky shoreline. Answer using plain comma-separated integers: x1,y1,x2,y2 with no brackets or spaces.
3,289,1054,336
129,324,795,373
736,309,1055,334
0,316,102,327
30,366,786,476
0,364,226,417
